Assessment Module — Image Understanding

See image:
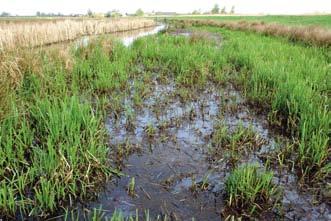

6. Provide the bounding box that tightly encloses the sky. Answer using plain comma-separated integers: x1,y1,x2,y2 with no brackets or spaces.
1,0,331,15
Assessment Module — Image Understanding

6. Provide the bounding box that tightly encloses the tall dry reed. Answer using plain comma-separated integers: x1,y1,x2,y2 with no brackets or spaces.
0,18,155,50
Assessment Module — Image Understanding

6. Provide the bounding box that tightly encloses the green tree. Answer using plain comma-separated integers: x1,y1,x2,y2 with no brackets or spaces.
107,10,122,17
230,6,235,14
135,8,144,16
1,12,10,17
192,10,201,15
211,4,219,14
221,6,226,14
87,9,93,17
105,11,112,17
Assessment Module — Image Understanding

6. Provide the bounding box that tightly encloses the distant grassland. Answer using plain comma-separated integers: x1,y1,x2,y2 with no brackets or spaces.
177,15,331,28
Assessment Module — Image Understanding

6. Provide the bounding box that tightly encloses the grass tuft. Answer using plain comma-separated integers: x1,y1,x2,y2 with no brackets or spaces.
224,164,280,218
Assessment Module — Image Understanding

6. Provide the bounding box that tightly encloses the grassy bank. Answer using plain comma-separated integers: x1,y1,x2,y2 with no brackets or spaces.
170,19,331,47
0,38,135,218
0,18,155,50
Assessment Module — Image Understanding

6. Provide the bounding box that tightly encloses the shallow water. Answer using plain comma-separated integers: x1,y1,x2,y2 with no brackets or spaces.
84,74,330,220
121,25,166,46
76,24,166,47
101,81,224,220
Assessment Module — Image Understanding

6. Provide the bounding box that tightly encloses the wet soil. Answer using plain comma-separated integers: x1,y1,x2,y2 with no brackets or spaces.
100,80,224,220
84,73,330,220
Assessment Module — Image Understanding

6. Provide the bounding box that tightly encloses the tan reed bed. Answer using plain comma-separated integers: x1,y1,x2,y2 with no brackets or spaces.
0,18,155,50
173,19,331,47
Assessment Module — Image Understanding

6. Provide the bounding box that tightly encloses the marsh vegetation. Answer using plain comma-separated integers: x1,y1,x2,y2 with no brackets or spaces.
0,16,330,220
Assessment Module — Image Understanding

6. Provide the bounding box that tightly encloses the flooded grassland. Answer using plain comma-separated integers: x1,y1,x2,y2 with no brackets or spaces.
0,23,330,220
80,29,330,220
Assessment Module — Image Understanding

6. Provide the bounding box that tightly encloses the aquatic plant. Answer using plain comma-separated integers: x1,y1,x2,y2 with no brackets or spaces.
144,123,157,139
224,164,280,217
209,123,265,167
128,177,136,197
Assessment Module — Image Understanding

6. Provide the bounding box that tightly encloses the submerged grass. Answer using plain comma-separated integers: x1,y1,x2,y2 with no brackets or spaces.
64,208,168,221
211,123,264,152
209,123,265,167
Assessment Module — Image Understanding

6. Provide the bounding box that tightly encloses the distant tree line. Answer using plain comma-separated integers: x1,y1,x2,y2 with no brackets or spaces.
36,11,64,17
192,4,235,15
211,4,220,14
0,12,11,17
105,10,122,17
135,9,144,16
86,8,145,18
212,4,235,14
0,11,84,17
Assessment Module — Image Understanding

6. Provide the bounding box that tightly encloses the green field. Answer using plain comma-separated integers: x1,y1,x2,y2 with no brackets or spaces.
175,15,331,28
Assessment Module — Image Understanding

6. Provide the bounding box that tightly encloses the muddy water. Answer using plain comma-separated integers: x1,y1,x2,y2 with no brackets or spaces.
83,71,330,220
99,81,224,220
217,87,331,221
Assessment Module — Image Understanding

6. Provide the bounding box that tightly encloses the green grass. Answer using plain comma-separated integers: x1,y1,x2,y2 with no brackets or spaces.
73,38,133,93
0,38,132,218
132,32,222,88
0,96,112,217
180,24,330,183
178,15,331,28
225,164,279,217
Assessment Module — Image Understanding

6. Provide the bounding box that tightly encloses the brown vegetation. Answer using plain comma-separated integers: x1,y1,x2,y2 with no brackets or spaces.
173,19,331,46
0,18,155,49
